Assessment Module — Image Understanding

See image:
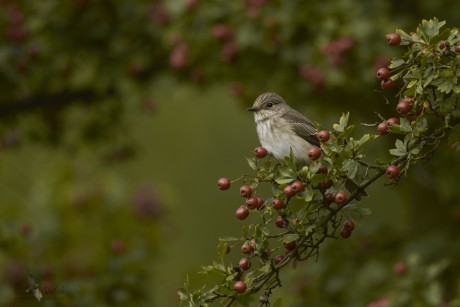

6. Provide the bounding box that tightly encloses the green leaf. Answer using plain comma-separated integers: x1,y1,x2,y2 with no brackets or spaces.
400,118,412,133
415,117,428,133
246,157,257,170
258,263,271,273
333,112,349,132
420,18,446,39
357,134,378,147
281,233,299,243
448,124,460,145
390,138,407,156
275,167,297,184
437,78,455,94
389,58,405,69
406,79,418,89
217,240,228,259
220,236,239,242
396,28,413,44
342,159,358,179
342,204,372,221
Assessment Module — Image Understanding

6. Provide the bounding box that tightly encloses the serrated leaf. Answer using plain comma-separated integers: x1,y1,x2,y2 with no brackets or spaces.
400,118,412,133
389,58,405,69
342,159,358,179
342,204,372,221
281,233,300,243
220,236,239,242
415,117,428,132
390,139,406,156
420,18,446,38
333,112,349,132
437,78,455,94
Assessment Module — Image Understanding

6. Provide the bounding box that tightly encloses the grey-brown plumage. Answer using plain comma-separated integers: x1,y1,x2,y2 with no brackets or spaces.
247,92,319,163
248,92,367,199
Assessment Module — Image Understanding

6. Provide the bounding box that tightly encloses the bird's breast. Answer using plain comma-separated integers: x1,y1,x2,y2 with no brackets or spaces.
254,115,313,163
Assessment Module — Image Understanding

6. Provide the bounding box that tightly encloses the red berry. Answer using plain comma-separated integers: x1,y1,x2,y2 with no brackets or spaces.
284,241,296,251
307,146,321,160
240,185,253,198
386,165,399,179
393,262,407,276
245,196,258,209
236,206,250,220
241,243,253,254
254,146,268,158
291,180,304,193
238,257,251,271
381,79,394,89
234,280,247,293
275,216,286,228
317,165,328,174
438,40,447,49
386,33,401,46
283,185,296,198
218,177,231,190
387,117,400,126
320,179,333,189
397,100,412,114
274,255,285,265
376,67,390,80
317,130,331,143
377,121,389,135
456,45,460,54
340,228,352,238
324,193,335,205
256,197,265,209
334,192,348,205
344,220,355,231
272,198,285,210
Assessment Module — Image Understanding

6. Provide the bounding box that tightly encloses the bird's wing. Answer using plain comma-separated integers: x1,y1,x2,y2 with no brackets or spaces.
281,113,320,147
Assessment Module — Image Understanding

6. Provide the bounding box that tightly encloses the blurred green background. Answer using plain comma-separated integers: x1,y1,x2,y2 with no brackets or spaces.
0,1,460,306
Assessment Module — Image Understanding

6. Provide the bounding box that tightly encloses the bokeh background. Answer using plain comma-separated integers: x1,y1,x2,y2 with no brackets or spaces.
1,1,460,306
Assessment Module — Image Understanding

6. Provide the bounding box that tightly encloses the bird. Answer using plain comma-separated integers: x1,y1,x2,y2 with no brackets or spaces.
247,92,319,164
248,92,366,198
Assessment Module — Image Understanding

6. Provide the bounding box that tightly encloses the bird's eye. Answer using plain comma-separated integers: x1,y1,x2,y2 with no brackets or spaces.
266,102,273,108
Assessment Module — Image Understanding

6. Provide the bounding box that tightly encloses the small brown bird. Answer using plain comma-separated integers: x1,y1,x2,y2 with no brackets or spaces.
248,92,366,198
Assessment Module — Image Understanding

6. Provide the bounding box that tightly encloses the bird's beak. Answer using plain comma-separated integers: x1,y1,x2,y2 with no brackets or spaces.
247,106,259,112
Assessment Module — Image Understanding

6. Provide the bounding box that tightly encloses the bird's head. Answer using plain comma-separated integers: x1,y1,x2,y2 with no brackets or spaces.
247,92,287,118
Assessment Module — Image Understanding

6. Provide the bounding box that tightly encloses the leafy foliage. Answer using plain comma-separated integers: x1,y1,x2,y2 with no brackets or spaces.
178,18,460,306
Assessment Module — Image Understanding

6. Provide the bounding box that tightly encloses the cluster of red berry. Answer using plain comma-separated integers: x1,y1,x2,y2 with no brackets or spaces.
217,137,356,293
